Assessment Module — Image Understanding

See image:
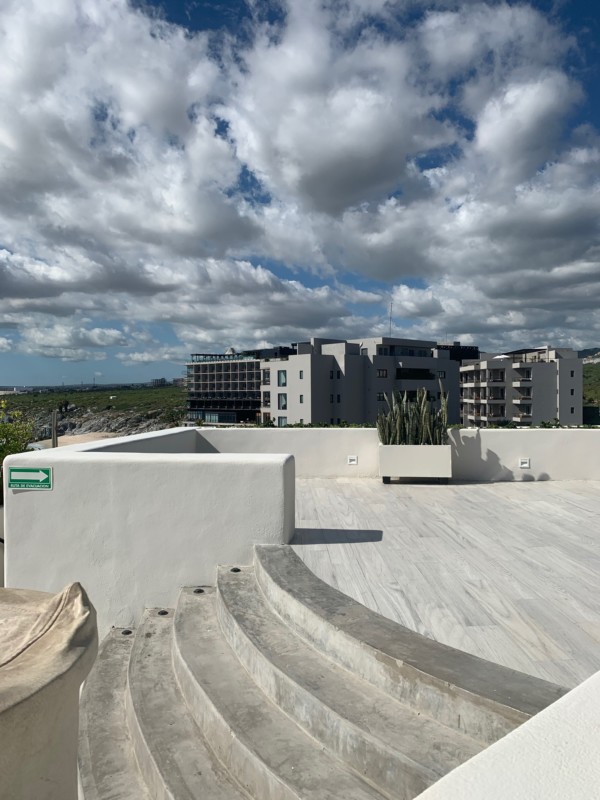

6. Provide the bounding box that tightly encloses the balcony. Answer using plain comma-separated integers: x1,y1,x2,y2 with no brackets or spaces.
513,396,532,404
512,378,532,387
513,413,532,422
487,396,505,403
482,412,506,420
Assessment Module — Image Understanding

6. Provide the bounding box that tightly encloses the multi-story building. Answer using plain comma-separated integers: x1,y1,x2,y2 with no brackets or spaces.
262,337,460,426
187,346,295,423
188,337,462,426
460,346,582,427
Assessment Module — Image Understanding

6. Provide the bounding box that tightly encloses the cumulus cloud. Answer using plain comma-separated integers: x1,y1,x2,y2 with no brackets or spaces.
0,0,598,379
18,322,129,361
392,285,443,317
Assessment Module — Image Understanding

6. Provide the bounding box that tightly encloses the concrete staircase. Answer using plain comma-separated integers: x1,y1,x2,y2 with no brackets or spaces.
79,545,565,800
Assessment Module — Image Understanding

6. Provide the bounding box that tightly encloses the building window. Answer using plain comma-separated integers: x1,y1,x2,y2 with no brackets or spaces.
299,394,303,404
262,369,271,385
330,370,334,379
571,407,575,414
337,394,341,403
437,370,446,378
337,370,341,379
397,367,434,380
330,418,334,424
299,370,303,379
277,370,287,387
277,417,287,427
570,370,575,378
337,418,341,424
278,393,287,410
299,418,304,424
571,388,574,395
330,394,334,403
377,369,388,378
377,392,385,401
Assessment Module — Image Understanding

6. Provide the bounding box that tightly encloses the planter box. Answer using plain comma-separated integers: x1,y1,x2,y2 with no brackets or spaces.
378,444,452,482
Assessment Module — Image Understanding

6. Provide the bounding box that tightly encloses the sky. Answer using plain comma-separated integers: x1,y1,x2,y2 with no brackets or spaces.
1,0,599,385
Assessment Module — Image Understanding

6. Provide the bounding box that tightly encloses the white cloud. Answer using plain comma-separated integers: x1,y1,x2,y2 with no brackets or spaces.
0,0,598,375
472,72,582,190
392,285,443,317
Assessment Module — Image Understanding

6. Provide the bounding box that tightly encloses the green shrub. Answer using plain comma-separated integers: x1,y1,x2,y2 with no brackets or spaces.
0,401,35,463
376,385,449,445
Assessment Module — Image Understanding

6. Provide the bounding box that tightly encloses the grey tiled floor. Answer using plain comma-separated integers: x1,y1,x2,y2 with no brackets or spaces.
293,478,600,688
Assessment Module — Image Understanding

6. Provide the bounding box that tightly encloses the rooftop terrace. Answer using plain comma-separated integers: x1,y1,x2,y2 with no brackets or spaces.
294,477,600,689
3,427,600,798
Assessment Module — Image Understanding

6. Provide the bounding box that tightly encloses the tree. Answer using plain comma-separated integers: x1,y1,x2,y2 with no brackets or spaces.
0,400,36,480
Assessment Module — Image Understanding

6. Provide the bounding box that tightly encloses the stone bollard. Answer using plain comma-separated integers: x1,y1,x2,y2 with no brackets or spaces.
0,582,97,800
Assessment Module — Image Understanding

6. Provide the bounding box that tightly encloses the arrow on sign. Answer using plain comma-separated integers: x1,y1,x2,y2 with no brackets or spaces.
15,470,49,482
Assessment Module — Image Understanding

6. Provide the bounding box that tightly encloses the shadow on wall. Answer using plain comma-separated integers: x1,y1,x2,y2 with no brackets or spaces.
451,431,550,483
194,435,219,454
451,431,511,482
292,528,383,545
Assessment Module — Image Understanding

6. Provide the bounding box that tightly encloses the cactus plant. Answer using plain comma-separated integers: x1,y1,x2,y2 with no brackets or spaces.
376,383,448,446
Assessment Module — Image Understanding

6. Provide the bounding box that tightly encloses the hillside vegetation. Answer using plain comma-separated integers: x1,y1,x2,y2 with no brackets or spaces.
583,363,600,406
3,384,187,439
5,384,185,415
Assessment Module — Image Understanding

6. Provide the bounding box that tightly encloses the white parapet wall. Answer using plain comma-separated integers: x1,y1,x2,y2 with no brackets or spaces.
67,426,380,477
448,428,600,482
4,434,294,637
194,427,380,477
71,426,600,481
191,427,600,481
417,668,600,800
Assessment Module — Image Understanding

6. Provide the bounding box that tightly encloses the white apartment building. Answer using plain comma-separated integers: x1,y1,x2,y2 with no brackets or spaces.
260,337,460,426
187,337,462,426
460,346,582,427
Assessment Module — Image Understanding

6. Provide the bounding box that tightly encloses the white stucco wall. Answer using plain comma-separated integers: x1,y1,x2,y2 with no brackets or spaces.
79,427,198,453
193,427,380,477
81,427,600,482
4,448,294,637
417,668,600,800
195,427,600,482
449,428,600,482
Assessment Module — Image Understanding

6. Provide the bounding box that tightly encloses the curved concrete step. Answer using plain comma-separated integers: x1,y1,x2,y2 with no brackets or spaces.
173,586,388,800
217,565,482,800
78,628,150,800
254,545,567,744
127,607,250,800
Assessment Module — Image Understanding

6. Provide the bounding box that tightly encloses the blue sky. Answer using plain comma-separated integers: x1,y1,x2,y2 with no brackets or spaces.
0,0,599,385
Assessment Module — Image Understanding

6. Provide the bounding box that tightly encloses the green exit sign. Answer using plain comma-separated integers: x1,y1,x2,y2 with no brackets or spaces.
8,467,53,490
